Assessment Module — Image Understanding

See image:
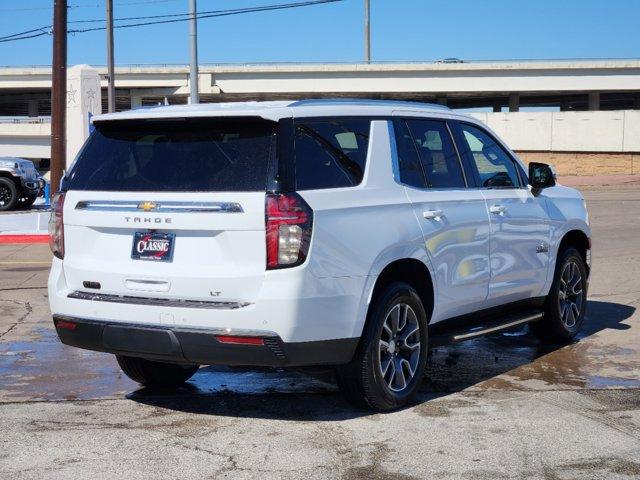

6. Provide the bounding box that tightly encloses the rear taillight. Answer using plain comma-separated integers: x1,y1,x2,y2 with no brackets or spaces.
265,193,313,269
56,319,77,331
216,335,264,345
49,192,65,259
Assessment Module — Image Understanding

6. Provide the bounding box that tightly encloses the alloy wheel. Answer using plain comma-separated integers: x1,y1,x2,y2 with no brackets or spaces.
0,184,10,206
558,260,583,328
378,303,421,392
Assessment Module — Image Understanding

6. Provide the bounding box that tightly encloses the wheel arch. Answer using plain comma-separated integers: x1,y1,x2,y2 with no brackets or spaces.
353,256,434,337
0,171,20,186
558,229,591,275
348,257,435,363
369,259,434,322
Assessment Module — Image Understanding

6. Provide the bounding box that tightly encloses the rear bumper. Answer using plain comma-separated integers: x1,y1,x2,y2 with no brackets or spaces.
53,315,358,367
48,257,369,345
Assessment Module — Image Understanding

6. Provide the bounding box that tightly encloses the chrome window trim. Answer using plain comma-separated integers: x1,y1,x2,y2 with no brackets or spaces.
75,200,243,213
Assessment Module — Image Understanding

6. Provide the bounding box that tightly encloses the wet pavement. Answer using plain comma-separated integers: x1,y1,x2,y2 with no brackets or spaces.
0,186,639,479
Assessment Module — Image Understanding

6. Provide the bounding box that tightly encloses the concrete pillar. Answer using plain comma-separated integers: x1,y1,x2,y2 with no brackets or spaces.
66,65,102,167
130,95,143,109
27,100,39,117
588,92,601,111
509,93,520,112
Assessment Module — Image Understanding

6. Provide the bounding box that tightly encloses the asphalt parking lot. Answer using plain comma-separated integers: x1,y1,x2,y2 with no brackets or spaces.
0,186,638,479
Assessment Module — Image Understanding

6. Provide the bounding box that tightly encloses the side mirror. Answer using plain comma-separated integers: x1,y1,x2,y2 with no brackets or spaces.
528,162,556,190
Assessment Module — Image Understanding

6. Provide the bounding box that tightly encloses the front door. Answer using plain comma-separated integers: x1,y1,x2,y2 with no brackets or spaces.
452,121,551,305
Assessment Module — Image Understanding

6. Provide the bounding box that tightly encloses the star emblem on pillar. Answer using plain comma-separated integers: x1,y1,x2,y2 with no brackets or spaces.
86,87,97,111
67,85,77,105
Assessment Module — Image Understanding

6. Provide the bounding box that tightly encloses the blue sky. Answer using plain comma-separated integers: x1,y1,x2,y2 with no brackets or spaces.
0,0,638,66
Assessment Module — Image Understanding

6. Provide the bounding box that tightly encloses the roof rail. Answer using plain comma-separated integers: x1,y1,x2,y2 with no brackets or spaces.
288,98,451,110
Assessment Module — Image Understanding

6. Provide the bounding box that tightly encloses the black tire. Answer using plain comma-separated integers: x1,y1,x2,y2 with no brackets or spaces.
17,193,37,210
116,355,199,388
529,247,588,343
0,178,18,212
336,282,429,411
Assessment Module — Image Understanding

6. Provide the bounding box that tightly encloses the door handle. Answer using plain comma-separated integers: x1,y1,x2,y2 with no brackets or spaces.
423,209,444,220
489,205,507,215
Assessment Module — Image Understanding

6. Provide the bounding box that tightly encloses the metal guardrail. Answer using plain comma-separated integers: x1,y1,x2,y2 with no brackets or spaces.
0,116,51,124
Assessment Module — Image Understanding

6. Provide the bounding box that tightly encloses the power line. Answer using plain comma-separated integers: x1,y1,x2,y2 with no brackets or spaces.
0,0,179,13
78,0,180,7
70,3,310,24
0,0,343,43
0,0,179,40
0,27,52,42
70,0,343,30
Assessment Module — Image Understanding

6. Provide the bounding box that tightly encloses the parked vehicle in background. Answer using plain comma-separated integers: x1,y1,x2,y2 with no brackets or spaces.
0,157,45,211
48,100,591,411
436,57,464,63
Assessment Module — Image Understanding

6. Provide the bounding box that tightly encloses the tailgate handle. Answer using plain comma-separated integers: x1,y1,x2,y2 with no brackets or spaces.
125,279,171,293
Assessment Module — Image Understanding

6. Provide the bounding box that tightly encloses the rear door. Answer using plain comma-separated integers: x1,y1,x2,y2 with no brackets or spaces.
394,119,491,322
61,117,277,306
451,121,551,304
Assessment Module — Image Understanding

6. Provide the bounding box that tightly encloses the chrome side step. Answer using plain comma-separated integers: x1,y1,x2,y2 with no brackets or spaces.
452,312,543,341
430,310,543,347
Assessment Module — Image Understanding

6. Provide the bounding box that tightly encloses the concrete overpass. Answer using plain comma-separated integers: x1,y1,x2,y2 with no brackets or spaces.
2,59,640,114
1,59,640,176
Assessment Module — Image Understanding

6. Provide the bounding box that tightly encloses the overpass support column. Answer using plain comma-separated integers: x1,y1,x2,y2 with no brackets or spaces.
130,93,143,109
66,65,101,166
588,92,601,111
508,93,520,112
28,100,38,117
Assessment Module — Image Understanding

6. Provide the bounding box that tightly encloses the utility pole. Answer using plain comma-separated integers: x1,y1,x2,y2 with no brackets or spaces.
50,0,67,196
106,0,115,113
189,0,199,104
364,0,370,63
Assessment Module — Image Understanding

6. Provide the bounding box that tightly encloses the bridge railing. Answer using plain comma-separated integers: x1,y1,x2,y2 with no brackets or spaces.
0,116,51,124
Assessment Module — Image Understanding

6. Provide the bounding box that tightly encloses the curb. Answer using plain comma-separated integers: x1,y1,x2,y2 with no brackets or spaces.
0,234,49,244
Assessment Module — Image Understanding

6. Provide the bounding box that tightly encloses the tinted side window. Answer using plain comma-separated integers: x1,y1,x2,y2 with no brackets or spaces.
406,120,466,188
394,120,426,188
457,123,520,188
294,119,370,190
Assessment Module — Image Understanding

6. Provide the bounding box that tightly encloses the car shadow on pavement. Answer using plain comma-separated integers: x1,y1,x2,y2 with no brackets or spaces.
128,300,636,420
417,300,635,401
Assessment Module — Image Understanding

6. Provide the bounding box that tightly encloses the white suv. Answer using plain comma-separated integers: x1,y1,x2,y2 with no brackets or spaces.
48,100,591,411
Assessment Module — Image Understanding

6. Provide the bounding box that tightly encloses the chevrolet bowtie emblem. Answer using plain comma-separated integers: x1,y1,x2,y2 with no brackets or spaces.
138,201,157,212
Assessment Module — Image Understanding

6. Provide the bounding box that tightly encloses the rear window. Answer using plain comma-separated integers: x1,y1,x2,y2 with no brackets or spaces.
65,118,276,192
